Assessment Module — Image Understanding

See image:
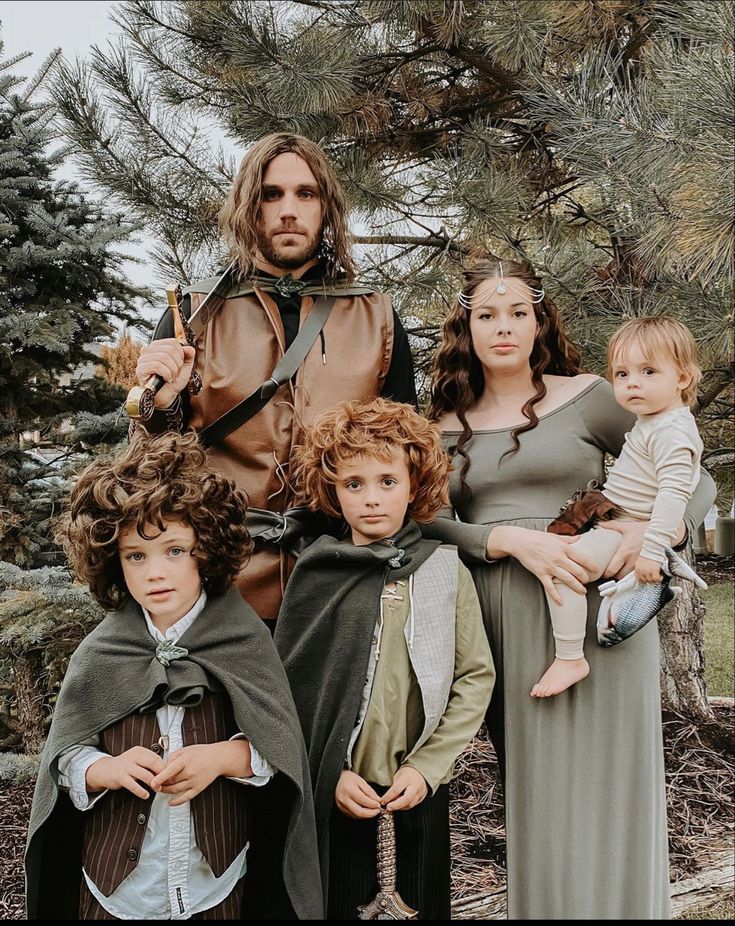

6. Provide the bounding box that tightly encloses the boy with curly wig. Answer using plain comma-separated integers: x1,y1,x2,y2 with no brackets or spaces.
274,398,495,920
25,432,322,921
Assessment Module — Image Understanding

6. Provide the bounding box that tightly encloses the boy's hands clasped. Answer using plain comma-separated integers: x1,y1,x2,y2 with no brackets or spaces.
86,740,253,806
336,766,428,820
85,746,164,799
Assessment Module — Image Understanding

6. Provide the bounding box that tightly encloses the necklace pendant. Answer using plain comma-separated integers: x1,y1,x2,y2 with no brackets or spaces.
158,733,170,751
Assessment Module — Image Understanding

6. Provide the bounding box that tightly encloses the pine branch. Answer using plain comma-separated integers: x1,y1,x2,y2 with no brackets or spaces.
354,232,471,255
693,362,735,415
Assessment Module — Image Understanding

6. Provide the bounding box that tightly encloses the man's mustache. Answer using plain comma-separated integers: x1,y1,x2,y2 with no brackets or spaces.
271,224,309,237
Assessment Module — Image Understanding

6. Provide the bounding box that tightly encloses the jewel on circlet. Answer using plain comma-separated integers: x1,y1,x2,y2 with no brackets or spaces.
456,259,545,309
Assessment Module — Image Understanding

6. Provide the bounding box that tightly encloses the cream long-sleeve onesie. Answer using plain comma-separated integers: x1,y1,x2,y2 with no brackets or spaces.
602,406,702,564
546,406,702,659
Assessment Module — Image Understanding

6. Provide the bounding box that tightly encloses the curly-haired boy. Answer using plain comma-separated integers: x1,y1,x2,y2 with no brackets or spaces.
274,398,495,919
25,433,322,921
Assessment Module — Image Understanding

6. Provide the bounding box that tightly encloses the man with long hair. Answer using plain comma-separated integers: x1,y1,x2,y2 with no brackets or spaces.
135,133,416,628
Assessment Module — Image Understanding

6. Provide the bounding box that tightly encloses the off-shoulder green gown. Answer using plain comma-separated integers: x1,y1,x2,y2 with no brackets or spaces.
425,379,715,920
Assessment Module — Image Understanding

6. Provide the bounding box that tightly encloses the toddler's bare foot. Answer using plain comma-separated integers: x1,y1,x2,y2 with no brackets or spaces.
531,657,590,698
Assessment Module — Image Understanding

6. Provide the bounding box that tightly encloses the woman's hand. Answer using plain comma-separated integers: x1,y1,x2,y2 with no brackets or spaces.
488,525,596,604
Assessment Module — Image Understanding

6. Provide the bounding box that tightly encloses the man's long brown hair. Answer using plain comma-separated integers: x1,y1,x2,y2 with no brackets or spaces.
219,133,356,282
427,258,582,496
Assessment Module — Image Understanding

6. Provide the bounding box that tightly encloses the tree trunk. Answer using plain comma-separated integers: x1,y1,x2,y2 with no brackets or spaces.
13,649,47,754
659,544,715,724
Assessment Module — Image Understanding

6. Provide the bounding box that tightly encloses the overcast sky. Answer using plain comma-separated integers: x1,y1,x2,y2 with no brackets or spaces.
0,0,168,315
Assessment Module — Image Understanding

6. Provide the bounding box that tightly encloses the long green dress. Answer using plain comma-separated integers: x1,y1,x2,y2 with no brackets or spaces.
424,379,715,920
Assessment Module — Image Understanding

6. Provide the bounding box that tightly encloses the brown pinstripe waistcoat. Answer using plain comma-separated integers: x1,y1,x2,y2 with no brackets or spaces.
81,692,250,897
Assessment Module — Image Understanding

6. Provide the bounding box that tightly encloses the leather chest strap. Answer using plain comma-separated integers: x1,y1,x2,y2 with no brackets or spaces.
198,295,336,448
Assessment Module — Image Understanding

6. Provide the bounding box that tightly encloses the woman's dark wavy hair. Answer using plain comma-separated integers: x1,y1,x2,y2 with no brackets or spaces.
427,258,582,499
56,432,252,611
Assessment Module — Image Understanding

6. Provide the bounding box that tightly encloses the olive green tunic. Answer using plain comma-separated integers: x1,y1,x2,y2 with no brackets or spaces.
350,564,494,792
423,379,715,920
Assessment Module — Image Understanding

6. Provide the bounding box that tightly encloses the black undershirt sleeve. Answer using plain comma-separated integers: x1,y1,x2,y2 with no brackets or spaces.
380,310,418,408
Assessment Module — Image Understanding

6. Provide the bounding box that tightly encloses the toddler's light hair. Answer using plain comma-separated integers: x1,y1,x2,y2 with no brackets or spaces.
607,316,702,406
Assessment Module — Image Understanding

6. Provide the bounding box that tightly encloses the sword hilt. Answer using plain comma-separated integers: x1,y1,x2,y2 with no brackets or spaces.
377,810,397,893
125,374,165,421
357,809,417,920
125,283,193,421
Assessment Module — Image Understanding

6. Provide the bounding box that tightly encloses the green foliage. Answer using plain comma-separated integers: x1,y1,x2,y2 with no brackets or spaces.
0,750,40,780
0,31,150,568
701,581,735,698
48,1,734,499
0,561,104,752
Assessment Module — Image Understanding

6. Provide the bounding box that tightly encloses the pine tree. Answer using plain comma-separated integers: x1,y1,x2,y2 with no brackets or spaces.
48,0,734,722
0,34,149,569
0,562,103,752
0,35,151,753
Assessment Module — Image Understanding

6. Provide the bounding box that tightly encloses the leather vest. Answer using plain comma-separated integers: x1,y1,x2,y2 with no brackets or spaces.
81,693,249,896
185,287,394,619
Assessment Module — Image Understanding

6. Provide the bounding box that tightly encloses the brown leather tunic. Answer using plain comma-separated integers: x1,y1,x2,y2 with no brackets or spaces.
149,287,394,619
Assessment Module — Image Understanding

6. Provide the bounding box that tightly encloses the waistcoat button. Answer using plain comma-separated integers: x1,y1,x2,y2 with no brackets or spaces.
127,848,138,861
137,813,146,825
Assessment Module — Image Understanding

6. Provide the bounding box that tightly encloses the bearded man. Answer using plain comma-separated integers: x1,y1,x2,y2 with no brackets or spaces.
135,133,417,628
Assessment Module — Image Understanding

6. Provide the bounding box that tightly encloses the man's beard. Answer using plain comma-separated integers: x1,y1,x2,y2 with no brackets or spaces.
256,228,321,270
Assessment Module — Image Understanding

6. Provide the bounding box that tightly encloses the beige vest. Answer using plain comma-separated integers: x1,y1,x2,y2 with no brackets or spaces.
346,546,459,765
185,287,394,619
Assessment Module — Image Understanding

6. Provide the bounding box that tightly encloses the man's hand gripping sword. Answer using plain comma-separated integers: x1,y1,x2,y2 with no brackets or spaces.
125,284,201,421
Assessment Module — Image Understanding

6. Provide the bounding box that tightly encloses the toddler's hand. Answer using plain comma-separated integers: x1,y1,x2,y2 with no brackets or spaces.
335,770,382,820
634,555,663,584
151,741,250,807
85,746,165,799
381,766,428,812
599,519,648,578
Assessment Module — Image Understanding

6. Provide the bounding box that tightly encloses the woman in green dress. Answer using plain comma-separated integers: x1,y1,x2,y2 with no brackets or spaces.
424,258,715,920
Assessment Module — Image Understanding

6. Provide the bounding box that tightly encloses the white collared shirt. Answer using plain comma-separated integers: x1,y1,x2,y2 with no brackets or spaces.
58,591,274,919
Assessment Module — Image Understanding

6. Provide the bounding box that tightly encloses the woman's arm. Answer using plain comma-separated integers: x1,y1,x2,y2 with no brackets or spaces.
486,525,598,604
421,506,493,565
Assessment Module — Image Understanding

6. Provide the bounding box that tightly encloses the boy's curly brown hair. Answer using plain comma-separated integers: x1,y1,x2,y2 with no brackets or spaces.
57,432,252,611
293,398,450,523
